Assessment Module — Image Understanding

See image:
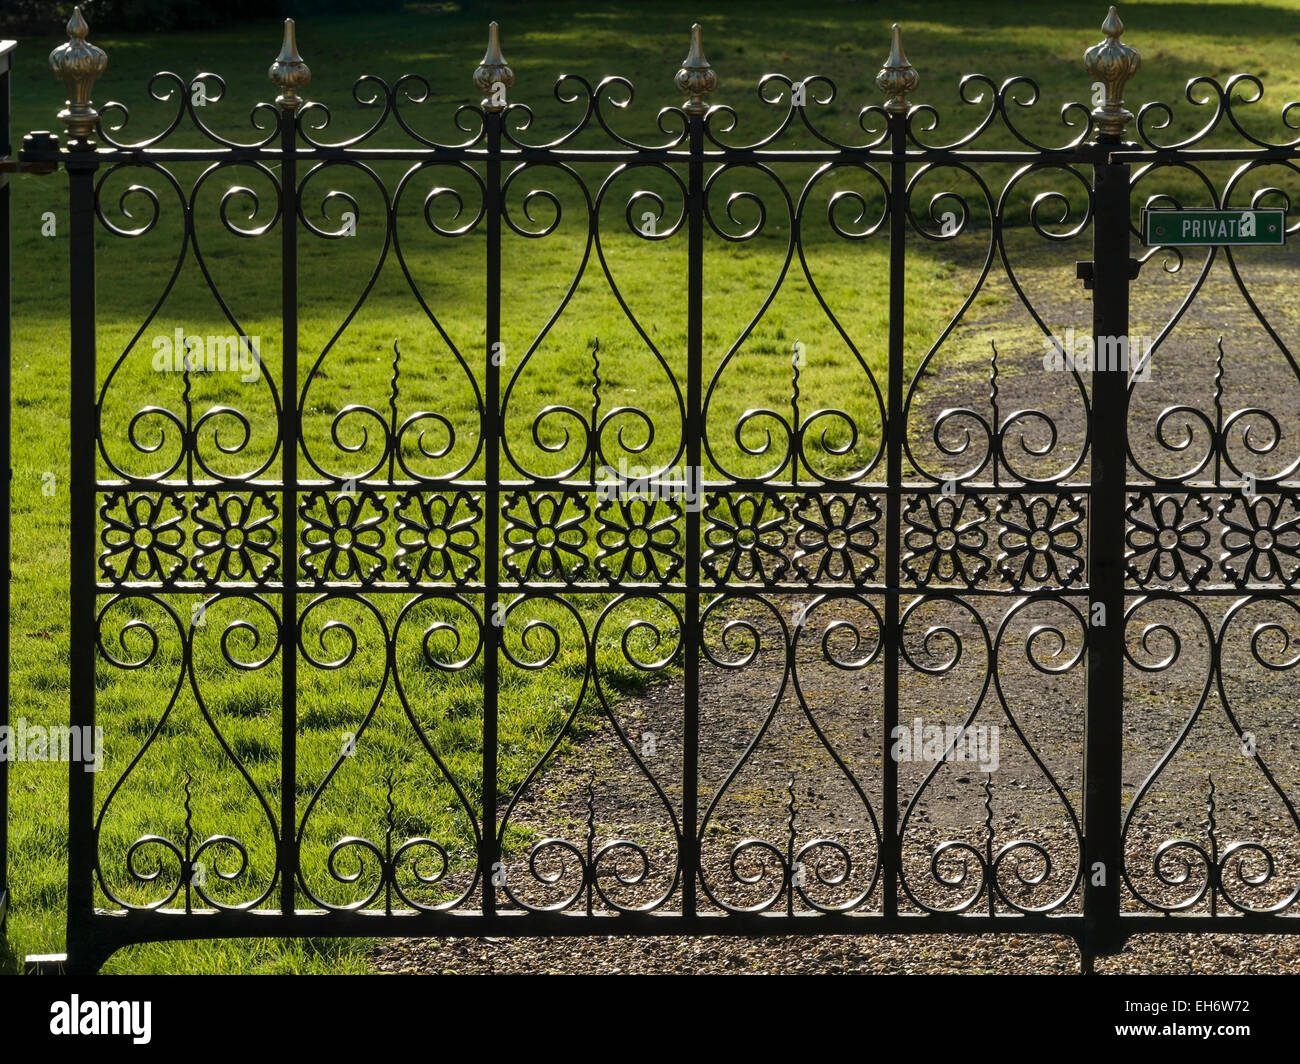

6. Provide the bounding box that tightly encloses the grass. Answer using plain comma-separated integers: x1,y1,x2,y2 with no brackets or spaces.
6,0,1300,973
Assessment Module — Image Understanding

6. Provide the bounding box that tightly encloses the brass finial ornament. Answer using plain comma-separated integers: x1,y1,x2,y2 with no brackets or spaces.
269,19,311,111
1084,6,1140,140
876,24,918,114
675,24,716,115
48,5,107,147
473,22,514,112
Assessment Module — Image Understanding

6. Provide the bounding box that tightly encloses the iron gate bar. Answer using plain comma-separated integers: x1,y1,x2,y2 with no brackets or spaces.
5,4,1300,972
880,24,913,919
483,81,502,922
276,37,301,922
682,35,705,920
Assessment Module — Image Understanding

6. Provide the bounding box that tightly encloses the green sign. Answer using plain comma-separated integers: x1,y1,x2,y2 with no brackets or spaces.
1142,208,1286,247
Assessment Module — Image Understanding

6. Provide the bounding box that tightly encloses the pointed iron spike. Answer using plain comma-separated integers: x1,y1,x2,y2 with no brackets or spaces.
49,3,107,148
389,339,402,413
675,22,717,115
888,23,906,67
1084,5,1139,142
182,772,195,844
1205,773,1219,857
590,336,603,412
269,17,311,111
875,22,918,114
474,21,515,112
482,21,505,66
685,23,707,68
67,4,88,38
277,17,302,64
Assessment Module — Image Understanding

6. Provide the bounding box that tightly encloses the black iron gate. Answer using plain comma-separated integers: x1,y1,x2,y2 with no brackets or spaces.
5,4,1300,973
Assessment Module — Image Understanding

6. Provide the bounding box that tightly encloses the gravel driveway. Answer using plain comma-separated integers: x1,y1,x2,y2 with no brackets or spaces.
375,226,1300,974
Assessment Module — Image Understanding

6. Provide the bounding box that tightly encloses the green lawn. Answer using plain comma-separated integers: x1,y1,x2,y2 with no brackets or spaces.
5,0,1300,973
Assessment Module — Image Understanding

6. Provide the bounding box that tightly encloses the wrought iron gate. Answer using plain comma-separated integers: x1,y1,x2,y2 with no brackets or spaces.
5,4,1300,973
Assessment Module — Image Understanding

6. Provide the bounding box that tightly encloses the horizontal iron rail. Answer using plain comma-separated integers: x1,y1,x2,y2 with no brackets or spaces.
25,144,1297,167
89,480,1300,491
71,908,1300,937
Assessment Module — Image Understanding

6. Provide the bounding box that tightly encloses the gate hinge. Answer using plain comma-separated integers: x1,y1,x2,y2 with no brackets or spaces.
1075,258,1141,291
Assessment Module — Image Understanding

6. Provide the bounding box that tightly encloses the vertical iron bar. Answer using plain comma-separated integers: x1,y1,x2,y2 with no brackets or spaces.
682,108,704,918
0,39,14,928
882,111,906,919
482,107,502,916
66,149,99,965
279,103,298,917
1084,156,1130,958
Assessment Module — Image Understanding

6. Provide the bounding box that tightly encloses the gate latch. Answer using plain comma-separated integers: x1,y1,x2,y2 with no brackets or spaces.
0,157,57,175
1075,258,1141,290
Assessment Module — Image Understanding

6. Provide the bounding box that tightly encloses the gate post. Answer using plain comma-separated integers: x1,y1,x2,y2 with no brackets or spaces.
50,6,108,972
1081,6,1139,970
0,36,14,933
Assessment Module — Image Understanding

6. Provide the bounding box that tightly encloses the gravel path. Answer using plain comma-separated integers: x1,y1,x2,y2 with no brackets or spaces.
372,930,1297,975
374,230,1300,974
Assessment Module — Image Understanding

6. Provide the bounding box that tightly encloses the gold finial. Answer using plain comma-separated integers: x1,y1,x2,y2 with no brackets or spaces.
269,18,311,111
48,5,107,148
876,24,918,113
473,22,514,112
1084,6,1140,141
675,23,717,115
